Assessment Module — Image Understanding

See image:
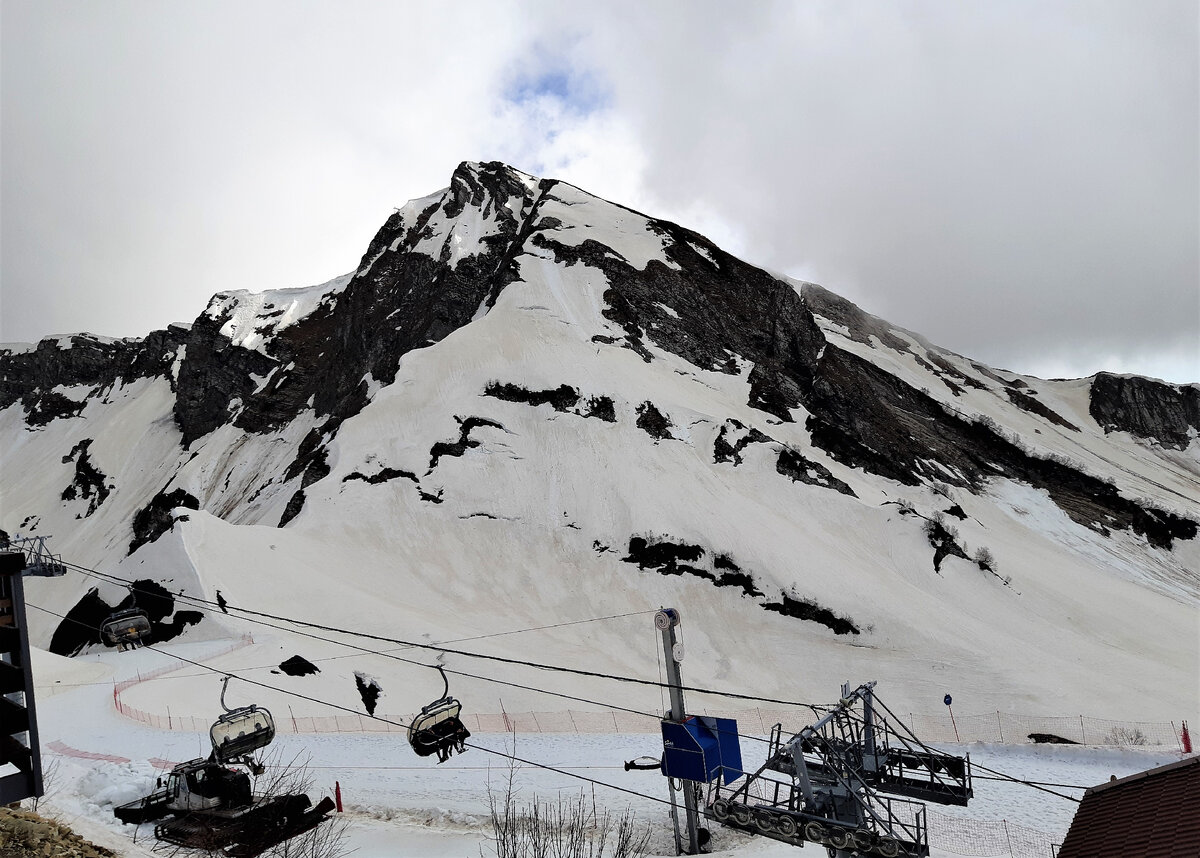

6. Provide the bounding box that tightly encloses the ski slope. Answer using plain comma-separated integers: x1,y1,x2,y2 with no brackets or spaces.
29,639,1185,857
3,160,1197,856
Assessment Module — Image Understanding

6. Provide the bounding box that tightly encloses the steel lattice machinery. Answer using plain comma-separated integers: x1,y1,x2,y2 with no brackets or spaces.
701,681,973,857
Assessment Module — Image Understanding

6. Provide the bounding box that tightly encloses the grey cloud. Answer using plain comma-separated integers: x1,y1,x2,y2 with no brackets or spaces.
3,1,1196,383
560,0,1199,381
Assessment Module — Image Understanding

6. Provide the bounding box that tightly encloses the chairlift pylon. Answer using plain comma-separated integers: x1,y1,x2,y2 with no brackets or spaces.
210,675,276,765
407,664,470,763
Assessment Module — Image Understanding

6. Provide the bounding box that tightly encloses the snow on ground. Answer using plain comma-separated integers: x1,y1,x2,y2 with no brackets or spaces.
6,163,1197,857
30,638,1188,858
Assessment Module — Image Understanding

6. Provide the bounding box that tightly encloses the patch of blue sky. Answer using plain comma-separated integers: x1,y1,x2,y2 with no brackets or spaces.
503,66,609,116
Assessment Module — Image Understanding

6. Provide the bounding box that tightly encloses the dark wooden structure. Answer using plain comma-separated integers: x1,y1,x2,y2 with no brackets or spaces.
1058,755,1200,858
0,550,44,804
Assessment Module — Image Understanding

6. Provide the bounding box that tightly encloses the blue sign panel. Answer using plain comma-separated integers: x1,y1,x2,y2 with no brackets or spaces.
660,716,743,785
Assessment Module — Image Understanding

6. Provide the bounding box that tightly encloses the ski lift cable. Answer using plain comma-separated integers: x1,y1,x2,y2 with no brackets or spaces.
35,603,676,722
60,560,833,714
31,604,1091,803
62,559,654,647
964,763,1080,801
33,597,780,751
970,774,1089,790
27,603,679,811
869,691,1081,803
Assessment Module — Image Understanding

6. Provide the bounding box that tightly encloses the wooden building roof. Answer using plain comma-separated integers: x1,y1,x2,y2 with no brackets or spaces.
1057,755,1200,858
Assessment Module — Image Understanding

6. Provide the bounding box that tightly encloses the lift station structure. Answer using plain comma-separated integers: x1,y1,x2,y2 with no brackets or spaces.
653,608,973,857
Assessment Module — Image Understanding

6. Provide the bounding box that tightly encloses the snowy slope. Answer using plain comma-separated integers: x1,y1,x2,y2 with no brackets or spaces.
1,161,1197,791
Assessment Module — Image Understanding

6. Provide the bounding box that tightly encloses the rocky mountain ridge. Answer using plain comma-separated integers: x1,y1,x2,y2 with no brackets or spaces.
1,161,1197,720
4,163,1195,551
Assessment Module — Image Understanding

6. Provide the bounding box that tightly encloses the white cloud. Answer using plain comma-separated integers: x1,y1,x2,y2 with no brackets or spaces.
2,0,1196,383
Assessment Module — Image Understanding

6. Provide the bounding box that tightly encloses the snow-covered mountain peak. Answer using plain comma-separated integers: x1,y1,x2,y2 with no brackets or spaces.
2,160,1197,726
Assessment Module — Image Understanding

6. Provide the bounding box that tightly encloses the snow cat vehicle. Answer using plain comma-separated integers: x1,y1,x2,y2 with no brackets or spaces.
114,677,334,856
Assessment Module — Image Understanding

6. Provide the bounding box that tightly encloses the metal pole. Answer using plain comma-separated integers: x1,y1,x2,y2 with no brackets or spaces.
657,608,700,854
666,775,683,855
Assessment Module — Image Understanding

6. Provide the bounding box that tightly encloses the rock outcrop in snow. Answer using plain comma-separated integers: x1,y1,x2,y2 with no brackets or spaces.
2,160,1197,722
1089,371,1200,450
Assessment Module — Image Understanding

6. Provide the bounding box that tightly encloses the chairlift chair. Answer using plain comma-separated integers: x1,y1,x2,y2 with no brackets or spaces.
408,665,470,763
210,675,276,764
100,607,152,649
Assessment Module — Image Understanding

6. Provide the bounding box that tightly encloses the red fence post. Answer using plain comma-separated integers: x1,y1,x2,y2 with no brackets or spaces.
335,781,343,813
1183,720,1192,754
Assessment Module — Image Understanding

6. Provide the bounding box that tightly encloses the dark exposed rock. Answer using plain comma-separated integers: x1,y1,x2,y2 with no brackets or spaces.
582,396,617,422
713,420,772,465
775,447,857,496
635,402,673,440
278,491,307,528
484,382,579,411
1028,733,1079,745
280,429,334,527
428,416,505,470
355,672,382,716
49,579,203,655
60,439,112,517
120,579,175,623
130,488,200,554
343,467,419,485
1006,388,1079,431
761,593,859,635
167,162,546,445
279,655,320,676
24,389,86,425
294,446,332,487
803,346,984,488
154,610,204,642
173,309,281,446
924,516,970,573
532,208,825,419
800,345,1197,548
924,351,988,392
622,536,852,631
748,364,805,422
48,587,109,656
972,363,1021,388
623,536,705,574
712,554,764,598
801,282,913,354
285,424,336,485
1089,372,1200,450
6,161,1195,594
796,291,1189,545
482,382,616,423
1,329,188,427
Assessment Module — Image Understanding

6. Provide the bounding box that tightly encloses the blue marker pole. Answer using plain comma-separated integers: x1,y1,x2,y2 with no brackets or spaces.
944,694,960,742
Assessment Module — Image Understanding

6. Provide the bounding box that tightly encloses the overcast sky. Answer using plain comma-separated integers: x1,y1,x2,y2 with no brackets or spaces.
3,1,1197,382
